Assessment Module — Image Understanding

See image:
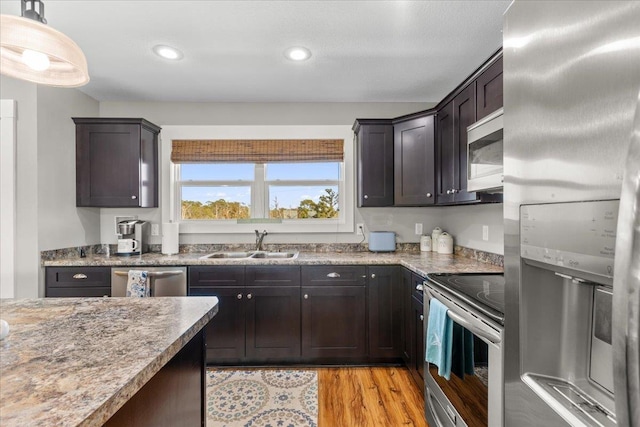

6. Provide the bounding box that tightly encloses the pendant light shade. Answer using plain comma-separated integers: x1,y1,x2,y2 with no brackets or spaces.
0,1,89,87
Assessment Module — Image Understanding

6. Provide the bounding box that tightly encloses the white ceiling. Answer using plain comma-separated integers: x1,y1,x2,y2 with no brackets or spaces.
0,0,510,103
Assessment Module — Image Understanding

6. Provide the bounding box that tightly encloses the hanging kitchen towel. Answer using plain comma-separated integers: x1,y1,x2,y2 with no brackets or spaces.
450,324,475,380
126,270,149,297
425,298,453,380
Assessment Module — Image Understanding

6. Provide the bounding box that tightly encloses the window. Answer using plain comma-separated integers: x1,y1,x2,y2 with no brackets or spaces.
161,126,355,235
177,162,341,221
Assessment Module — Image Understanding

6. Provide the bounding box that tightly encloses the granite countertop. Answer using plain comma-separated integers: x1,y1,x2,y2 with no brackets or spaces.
0,297,219,427
43,251,503,276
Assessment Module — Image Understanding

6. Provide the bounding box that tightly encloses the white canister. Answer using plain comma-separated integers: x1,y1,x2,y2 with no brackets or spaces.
431,227,443,252
437,232,454,254
420,235,432,252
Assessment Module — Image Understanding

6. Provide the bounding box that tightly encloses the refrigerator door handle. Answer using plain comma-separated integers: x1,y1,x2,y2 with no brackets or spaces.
613,89,640,427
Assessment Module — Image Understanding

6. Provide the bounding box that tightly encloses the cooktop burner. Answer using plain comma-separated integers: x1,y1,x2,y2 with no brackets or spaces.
425,273,505,324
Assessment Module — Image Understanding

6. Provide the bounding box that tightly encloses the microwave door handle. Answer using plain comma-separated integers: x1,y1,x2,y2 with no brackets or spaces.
425,287,501,345
613,89,640,427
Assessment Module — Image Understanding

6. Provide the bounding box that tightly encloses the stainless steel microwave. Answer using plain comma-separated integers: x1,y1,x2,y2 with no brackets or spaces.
467,107,503,192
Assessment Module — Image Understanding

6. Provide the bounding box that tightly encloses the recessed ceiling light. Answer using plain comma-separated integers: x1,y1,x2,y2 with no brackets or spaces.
284,46,311,61
153,45,183,60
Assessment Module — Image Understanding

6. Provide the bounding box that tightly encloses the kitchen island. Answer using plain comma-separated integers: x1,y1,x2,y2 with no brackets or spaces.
0,296,219,427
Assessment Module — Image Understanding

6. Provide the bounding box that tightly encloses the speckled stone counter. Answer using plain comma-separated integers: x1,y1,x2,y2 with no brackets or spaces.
0,297,219,427
42,251,503,276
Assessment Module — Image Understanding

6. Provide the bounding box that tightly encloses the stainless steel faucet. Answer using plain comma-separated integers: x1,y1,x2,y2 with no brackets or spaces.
255,229,268,251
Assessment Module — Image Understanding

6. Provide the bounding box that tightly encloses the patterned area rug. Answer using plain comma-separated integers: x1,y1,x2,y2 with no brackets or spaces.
206,368,318,427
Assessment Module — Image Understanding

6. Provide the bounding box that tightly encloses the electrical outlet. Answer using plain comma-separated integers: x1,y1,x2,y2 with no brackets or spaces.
415,223,423,235
151,223,160,236
356,223,365,235
482,225,489,241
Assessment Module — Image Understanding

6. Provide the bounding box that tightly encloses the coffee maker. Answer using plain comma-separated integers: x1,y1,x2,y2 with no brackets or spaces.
116,220,149,256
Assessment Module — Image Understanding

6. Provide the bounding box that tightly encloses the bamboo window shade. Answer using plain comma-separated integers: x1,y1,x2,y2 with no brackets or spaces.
171,139,344,163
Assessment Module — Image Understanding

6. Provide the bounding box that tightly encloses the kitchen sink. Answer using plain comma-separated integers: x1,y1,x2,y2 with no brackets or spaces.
249,251,298,259
199,251,299,260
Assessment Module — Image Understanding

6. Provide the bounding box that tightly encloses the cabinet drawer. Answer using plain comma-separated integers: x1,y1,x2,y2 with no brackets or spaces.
302,266,366,286
246,266,300,287
46,267,111,288
188,266,245,287
47,287,111,298
412,273,425,303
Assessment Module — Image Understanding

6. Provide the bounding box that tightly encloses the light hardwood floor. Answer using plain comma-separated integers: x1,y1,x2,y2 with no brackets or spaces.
318,367,428,427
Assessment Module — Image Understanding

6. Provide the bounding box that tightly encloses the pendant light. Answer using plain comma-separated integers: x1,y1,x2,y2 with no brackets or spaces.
0,0,89,87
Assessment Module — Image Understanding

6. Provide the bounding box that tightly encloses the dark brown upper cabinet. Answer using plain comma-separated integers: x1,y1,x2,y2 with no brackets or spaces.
476,56,503,121
353,119,394,207
74,118,161,207
437,83,482,204
393,114,436,206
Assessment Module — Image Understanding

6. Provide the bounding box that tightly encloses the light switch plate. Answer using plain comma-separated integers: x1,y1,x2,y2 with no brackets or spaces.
151,223,160,236
482,225,489,241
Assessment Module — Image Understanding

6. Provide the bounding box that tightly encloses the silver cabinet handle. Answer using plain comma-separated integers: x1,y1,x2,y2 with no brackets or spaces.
72,273,88,279
327,272,341,278
420,314,424,321
452,189,459,194
416,284,424,291
446,189,452,194
131,195,137,199
364,195,369,199
426,192,432,198
237,293,243,300
247,293,252,300
304,294,309,299
371,273,376,279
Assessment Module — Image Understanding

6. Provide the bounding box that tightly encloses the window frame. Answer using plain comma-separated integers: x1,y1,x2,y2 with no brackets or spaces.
160,125,355,234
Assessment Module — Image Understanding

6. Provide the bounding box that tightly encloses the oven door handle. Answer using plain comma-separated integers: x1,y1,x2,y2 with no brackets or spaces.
425,286,502,345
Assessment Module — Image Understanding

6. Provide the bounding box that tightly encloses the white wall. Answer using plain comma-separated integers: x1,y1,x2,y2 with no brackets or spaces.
37,86,101,251
1,76,100,297
98,101,504,254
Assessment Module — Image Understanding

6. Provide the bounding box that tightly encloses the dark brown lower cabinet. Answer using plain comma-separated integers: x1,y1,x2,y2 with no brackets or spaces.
45,267,111,297
368,265,402,360
301,285,366,359
245,286,301,360
191,286,245,362
402,268,426,388
188,266,301,364
411,294,425,386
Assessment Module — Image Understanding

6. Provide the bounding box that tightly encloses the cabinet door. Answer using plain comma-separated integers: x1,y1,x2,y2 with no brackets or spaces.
452,83,480,203
401,268,414,366
357,123,394,207
76,123,142,207
412,295,426,386
190,286,246,363
245,286,301,360
476,56,503,120
368,266,402,359
436,100,455,204
394,115,436,206
301,286,366,359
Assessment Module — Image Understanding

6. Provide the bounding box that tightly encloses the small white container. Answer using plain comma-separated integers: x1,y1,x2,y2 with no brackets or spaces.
420,235,432,252
437,232,454,254
431,227,443,252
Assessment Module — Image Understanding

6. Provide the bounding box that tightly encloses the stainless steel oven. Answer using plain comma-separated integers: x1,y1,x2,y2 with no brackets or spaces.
424,273,504,427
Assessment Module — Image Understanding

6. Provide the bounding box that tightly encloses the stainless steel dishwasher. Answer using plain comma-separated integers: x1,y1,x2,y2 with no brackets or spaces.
110,266,187,297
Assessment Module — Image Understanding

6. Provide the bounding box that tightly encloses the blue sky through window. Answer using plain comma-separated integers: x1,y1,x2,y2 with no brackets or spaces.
181,163,339,208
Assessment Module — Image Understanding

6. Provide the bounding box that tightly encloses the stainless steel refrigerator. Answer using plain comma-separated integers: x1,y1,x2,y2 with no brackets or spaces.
503,1,640,426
